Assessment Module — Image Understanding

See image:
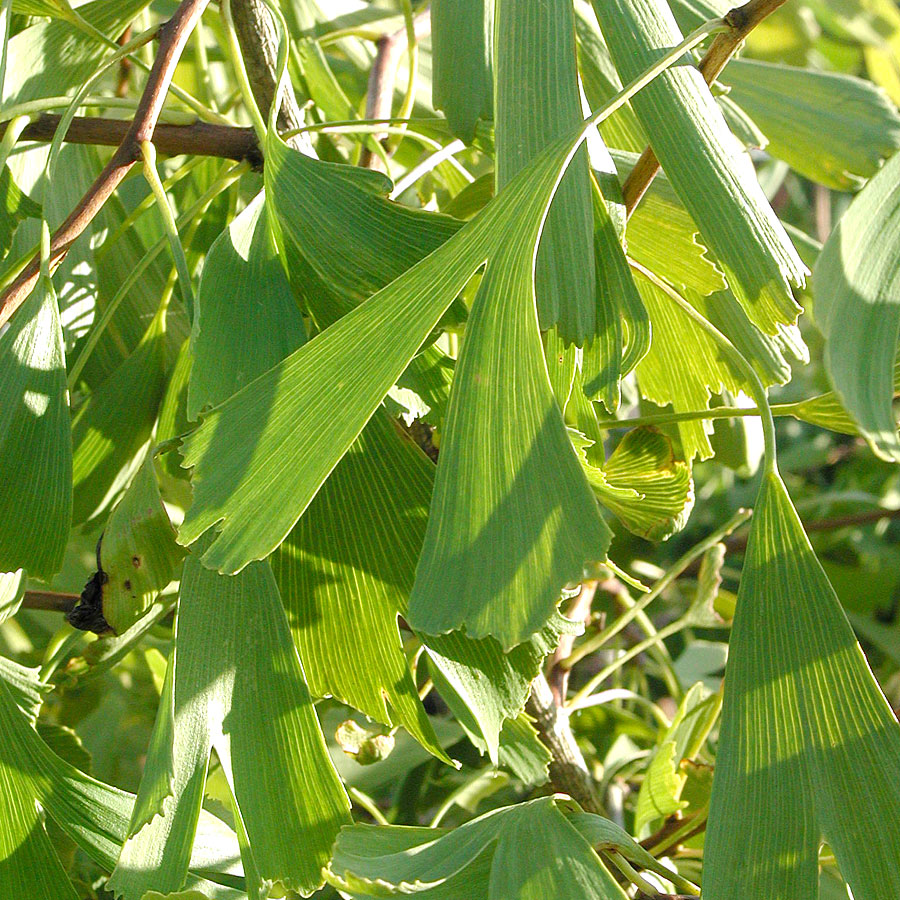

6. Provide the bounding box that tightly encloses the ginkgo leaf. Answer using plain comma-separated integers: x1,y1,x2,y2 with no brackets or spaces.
327,797,628,899
112,540,350,898
407,248,610,648
0,165,41,258
611,149,725,297
431,0,493,142
704,473,900,899
584,427,695,541
1,0,151,105
0,275,72,579
591,0,807,333
263,134,461,325
495,0,596,345
99,455,185,634
272,409,452,765
187,192,306,419
721,59,900,191
71,303,167,525
0,658,243,900
814,149,900,462
178,126,609,649
425,611,580,763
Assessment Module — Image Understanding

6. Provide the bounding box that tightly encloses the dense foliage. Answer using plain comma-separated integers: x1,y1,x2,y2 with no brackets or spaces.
2,0,900,897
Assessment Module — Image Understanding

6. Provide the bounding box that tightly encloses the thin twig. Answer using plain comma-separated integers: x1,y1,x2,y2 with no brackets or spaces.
21,591,80,613
359,8,431,171
622,0,790,217
0,0,211,331
5,114,262,166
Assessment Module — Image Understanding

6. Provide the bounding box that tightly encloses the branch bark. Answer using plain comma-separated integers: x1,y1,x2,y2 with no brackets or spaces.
526,673,605,814
622,0,790,216
0,0,211,331
6,114,262,167
358,9,431,171
229,0,307,148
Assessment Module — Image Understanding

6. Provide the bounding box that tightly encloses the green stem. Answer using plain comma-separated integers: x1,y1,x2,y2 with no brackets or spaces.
0,95,198,125
221,0,268,143
0,115,27,172
347,786,390,825
395,0,419,124
140,140,195,312
595,402,806,431
563,508,751,675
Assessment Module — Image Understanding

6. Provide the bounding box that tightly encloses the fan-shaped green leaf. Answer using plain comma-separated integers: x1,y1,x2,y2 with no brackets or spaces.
328,797,628,899
591,0,807,333
179,129,609,654
272,410,451,765
0,276,72,578
585,427,694,541
431,0,493,142
721,59,900,191
71,302,167,524
98,455,185,634
495,0,596,345
0,569,24,625
704,474,900,899
814,150,900,462
113,541,350,898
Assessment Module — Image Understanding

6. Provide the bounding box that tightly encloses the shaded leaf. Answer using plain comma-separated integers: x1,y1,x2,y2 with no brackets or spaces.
328,797,628,899
814,150,900,462
722,59,900,191
0,165,40,258
431,0,493,142
71,303,167,525
99,455,185,634
187,192,305,420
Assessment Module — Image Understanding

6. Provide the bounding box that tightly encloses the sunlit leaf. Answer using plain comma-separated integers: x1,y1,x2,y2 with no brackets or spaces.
495,0,596,345
591,0,807,333
704,473,900,899
584,427,694,541
0,275,72,578
180,131,609,653
814,150,900,462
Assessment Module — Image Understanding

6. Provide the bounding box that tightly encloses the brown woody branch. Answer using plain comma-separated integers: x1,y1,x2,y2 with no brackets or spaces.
622,0,790,217
4,114,262,167
0,0,211,331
